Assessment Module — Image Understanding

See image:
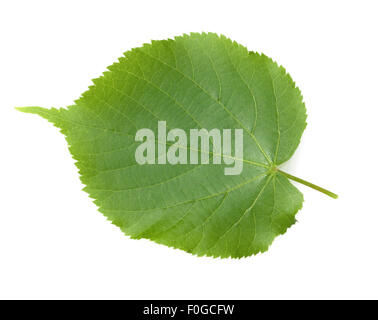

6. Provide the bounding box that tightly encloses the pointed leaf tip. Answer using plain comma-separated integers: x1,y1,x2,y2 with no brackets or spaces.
15,106,47,114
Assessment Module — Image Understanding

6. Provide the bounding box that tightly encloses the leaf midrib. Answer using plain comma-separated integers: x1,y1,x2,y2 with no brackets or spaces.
47,107,270,169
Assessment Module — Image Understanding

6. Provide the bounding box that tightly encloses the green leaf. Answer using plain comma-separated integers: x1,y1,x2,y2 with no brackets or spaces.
18,33,337,258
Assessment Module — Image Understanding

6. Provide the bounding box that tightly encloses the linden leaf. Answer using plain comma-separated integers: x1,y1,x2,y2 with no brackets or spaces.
18,33,337,258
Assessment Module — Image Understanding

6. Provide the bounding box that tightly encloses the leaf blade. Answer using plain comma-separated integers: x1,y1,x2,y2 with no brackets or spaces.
19,33,311,258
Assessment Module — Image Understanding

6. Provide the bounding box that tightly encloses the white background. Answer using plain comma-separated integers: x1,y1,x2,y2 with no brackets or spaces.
1,0,377,300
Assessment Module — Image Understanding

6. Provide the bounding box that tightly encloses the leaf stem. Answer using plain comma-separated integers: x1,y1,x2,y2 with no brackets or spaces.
278,169,338,199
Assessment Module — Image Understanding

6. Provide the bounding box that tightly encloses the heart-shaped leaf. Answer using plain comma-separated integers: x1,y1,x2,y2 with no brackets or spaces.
18,33,337,258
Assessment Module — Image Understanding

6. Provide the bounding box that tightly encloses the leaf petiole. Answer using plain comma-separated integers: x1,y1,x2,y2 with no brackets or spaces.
278,169,338,199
